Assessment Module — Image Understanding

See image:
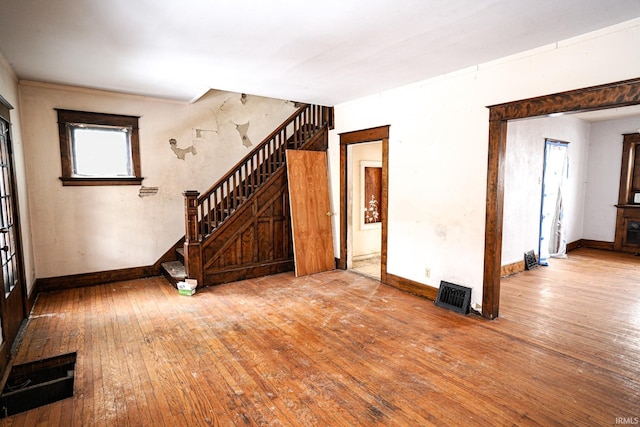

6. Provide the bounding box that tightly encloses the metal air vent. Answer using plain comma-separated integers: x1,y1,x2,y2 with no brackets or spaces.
524,250,539,270
435,281,471,315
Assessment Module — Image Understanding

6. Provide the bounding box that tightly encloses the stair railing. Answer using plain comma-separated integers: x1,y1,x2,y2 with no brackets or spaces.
182,104,333,284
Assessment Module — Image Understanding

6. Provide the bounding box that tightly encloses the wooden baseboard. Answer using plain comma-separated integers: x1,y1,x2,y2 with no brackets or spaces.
501,260,525,277
26,283,38,314
36,265,159,293
566,240,582,252
204,261,295,286
0,342,10,388
385,273,438,301
579,239,615,251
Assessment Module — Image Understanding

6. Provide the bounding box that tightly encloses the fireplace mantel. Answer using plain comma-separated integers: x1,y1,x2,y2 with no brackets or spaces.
614,133,640,252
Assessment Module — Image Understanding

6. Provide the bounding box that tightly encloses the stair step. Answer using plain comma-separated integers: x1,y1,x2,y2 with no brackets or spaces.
176,247,184,258
161,261,187,279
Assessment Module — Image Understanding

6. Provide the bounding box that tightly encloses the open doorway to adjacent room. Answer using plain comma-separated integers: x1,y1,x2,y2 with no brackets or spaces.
483,78,640,320
339,125,389,283
347,141,383,279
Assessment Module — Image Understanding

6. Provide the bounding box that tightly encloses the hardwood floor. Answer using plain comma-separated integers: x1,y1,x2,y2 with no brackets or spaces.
351,255,381,280
0,248,638,425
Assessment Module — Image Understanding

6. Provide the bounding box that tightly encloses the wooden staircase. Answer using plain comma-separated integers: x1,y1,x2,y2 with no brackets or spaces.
161,104,334,288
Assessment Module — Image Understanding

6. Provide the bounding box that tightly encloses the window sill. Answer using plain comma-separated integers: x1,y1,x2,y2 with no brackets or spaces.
59,177,144,186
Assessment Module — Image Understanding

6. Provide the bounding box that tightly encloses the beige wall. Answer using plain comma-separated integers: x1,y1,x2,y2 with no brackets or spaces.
19,82,296,278
330,18,640,310
502,115,590,265
583,116,640,242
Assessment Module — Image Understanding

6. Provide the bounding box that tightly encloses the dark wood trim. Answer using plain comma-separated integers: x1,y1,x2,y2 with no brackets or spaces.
483,77,640,320
385,273,438,301
581,239,615,251
380,130,389,284
26,283,38,315
338,143,347,270
199,167,294,286
566,239,583,252
0,342,9,386
32,238,213,296
483,119,507,319
59,177,144,186
56,109,142,186
339,126,390,282
36,265,158,293
204,260,294,286
339,126,390,145
0,114,30,355
0,94,12,122
616,133,640,206
488,78,640,121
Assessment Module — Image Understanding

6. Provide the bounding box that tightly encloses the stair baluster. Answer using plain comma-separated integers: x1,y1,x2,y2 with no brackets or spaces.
177,104,333,287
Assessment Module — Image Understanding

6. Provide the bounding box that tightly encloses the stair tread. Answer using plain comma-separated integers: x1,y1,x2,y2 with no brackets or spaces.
176,247,184,257
161,261,187,279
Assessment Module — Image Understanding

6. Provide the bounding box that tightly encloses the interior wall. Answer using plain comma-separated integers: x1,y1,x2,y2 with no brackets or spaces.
0,53,36,296
18,81,296,278
329,18,640,309
583,116,640,242
501,115,590,265
349,142,382,261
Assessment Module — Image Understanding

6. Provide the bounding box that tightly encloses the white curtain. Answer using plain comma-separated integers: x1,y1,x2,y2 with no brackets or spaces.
539,141,568,266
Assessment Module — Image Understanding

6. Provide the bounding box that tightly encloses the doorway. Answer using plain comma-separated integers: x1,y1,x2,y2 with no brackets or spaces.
339,125,389,283
483,77,640,319
538,140,569,265
0,101,27,369
348,142,382,279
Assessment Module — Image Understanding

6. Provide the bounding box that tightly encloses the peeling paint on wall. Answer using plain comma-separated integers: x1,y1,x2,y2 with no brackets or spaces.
139,186,159,197
235,122,252,147
169,138,197,160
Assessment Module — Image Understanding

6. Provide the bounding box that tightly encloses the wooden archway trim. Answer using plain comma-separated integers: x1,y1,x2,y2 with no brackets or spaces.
483,77,640,319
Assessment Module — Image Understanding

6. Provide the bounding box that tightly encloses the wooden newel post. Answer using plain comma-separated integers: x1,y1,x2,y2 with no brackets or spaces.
184,191,200,243
183,191,203,287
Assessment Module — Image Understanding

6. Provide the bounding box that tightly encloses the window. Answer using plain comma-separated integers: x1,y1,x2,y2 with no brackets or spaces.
56,109,143,186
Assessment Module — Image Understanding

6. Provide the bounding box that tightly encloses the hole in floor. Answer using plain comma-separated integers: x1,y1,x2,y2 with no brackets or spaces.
0,352,76,418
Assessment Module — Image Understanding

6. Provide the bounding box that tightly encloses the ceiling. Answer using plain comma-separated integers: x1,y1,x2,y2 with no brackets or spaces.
571,105,640,122
1,0,639,106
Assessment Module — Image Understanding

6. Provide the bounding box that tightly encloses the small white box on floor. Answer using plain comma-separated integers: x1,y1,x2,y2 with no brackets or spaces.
177,279,197,291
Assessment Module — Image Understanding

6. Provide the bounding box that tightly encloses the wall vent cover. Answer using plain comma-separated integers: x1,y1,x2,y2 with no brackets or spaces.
524,250,539,270
435,281,471,314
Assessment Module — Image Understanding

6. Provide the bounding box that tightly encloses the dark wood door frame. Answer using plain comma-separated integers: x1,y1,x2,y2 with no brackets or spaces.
339,126,389,283
0,95,28,375
483,77,640,319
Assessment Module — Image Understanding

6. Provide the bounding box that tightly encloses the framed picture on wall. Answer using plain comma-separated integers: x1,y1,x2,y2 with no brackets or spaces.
360,161,382,228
